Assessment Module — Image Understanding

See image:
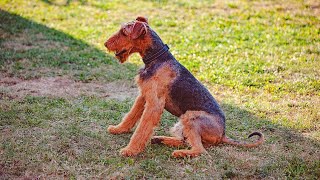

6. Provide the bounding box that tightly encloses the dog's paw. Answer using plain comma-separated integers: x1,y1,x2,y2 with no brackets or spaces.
107,125,119,134
151,137,163,144
172,149,204,158
107,125,128,134
120,147,140,157
172,150,190,158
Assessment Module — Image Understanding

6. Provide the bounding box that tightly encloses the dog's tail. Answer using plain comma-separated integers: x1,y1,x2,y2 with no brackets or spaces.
221,132,264,148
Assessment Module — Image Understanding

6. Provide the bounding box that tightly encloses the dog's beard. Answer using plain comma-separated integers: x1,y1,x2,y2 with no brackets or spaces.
116,53,129,63
117,55,126,63
115,49,132,63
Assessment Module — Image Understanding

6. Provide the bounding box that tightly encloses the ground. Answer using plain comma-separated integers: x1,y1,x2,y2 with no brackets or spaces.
0,0,319,179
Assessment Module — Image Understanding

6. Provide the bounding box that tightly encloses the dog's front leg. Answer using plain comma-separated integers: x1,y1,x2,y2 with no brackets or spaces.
120,95,165,156
107,95,145,134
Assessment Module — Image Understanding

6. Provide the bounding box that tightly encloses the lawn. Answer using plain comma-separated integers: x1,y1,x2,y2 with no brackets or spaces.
0,0,319,179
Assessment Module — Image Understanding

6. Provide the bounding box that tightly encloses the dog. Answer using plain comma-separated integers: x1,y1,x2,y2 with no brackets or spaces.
104,16,264,157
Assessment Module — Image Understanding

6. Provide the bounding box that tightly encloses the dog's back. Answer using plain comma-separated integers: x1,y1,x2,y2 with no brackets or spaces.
139,50,225,121
168,61,225,119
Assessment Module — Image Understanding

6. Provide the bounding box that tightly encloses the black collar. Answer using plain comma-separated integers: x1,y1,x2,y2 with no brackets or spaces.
142,44,169,65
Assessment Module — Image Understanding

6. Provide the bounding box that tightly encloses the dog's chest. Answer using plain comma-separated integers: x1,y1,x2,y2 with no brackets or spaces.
138,63,163,81
137,63,176,95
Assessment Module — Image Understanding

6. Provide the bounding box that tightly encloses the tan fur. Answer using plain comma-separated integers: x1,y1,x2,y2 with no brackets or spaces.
109,64,177,156
153,110,263,157
107,95,145,134
105,22,152,63
153,111,224,157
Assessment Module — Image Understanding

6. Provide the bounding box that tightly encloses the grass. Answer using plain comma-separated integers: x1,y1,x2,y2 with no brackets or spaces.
0,0,319,179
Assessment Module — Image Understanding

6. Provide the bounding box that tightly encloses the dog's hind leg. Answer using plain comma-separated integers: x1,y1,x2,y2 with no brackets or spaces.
151,136,185,147
172,130,206,158
108,95,145,134
151,121,185,147
172,111,208,158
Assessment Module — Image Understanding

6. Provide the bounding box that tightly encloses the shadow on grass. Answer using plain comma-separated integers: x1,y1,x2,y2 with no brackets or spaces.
0,9,319,179
218,103,320,179
0,9,138,82
2,95,319,178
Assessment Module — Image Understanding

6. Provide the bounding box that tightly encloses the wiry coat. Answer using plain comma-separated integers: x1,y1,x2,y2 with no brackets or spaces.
105,16,263,157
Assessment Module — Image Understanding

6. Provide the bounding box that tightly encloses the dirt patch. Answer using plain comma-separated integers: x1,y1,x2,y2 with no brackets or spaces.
1,31,69,52
0,76,138,100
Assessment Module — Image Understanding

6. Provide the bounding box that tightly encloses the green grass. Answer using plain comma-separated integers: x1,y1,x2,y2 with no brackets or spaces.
1,0,319,179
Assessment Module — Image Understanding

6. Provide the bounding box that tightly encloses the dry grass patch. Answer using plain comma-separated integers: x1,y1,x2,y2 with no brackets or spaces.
0,75,137,100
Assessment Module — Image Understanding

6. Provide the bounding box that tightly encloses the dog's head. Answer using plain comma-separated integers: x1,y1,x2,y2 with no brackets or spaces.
104,16,152,63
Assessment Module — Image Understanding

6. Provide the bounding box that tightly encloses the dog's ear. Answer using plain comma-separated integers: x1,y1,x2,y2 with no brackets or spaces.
131,21,147,39
136,16,148,24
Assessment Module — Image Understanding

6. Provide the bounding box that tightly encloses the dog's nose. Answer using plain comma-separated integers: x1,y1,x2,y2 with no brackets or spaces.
104,41,108,48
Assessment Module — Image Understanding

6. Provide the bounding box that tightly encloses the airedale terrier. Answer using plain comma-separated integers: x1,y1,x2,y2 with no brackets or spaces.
104,16,264,157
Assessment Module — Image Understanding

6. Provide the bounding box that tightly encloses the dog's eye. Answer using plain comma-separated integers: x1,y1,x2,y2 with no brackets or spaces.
121,29,127,36
122,27,132,36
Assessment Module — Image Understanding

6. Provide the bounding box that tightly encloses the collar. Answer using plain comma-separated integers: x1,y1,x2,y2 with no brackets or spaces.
142,44,170,65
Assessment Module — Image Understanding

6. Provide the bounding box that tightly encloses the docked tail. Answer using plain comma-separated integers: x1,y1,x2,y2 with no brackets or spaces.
222,132,264,148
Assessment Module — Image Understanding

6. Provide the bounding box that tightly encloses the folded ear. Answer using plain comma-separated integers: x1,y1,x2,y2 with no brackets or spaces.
131,21,147,39
136,16,148,24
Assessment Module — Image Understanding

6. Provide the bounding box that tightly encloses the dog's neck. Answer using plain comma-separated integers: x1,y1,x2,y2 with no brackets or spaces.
142,30,171,65
143,44,169,65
